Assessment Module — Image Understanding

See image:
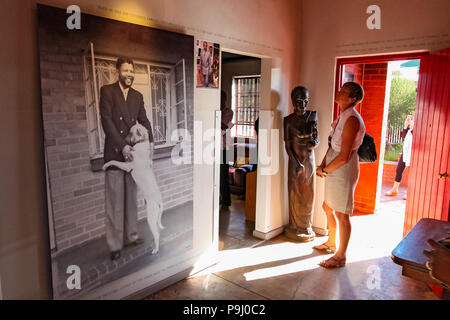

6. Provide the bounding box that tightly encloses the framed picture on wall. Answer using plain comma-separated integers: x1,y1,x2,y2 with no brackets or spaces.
196,40,220,88
37,4,195,299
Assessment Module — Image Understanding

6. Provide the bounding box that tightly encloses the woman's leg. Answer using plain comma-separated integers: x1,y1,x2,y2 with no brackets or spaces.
394,154,406,184
319,211,351,267
386,154,405,195
387,181,401,194
315,202,337,249
335,211,352,259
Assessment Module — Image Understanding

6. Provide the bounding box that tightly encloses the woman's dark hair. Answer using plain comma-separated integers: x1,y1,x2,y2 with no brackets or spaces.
116,57,135,70
343,82,364,107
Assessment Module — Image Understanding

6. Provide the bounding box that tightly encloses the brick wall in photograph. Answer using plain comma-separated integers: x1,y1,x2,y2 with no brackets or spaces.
39,20,193,254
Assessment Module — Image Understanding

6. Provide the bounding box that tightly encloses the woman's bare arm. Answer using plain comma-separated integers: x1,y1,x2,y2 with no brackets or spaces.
319,147,330,168
316,147,331,178
323,116,359,174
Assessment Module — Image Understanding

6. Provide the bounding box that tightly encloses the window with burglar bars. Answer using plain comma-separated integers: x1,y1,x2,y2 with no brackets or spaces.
231,76,261,138
83,43,187,159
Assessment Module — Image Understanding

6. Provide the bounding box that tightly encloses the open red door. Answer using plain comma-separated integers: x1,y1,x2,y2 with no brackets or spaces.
404,48,450,236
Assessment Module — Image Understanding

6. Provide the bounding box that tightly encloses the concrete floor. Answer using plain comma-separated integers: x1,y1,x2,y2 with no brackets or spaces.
145,192,438,300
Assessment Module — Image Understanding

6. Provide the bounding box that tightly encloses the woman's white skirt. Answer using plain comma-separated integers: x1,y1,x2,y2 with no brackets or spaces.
324,148,360,214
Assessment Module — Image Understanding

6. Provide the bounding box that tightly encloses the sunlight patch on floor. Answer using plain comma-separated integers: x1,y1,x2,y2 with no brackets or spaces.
243,255,323,281
191,241,316,278
345,198,406,263
191,193,407,281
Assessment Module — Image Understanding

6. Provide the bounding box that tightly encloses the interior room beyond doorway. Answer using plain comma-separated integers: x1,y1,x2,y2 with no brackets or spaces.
219,51,261,251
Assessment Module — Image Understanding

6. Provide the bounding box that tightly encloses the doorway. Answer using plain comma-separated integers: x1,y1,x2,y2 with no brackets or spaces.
218,51,261,250
334,52,428,252
379,59,420,219
332,48,450,266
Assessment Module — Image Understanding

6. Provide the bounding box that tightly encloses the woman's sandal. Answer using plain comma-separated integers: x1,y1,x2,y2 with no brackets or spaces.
385,191,398,197
313,244,336,254
319,256,346,268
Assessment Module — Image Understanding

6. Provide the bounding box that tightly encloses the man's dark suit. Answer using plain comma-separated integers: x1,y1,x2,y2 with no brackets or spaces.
99,81,154,165
99,81,154,254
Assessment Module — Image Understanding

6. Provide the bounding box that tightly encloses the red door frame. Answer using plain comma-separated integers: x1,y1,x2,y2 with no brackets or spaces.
332,51,429,217
333,52,429,120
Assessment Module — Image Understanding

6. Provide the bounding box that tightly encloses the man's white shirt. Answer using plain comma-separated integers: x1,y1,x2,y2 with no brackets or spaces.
119,81,130,101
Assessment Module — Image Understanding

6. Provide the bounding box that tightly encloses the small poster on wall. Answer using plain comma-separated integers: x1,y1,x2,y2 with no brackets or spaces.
37,4,194,299
196,40,220,88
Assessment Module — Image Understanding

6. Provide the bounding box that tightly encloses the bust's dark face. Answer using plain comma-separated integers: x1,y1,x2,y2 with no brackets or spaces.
292,89,309,115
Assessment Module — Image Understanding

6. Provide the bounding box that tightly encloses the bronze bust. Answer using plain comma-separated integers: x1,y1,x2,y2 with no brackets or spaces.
283,86,319,242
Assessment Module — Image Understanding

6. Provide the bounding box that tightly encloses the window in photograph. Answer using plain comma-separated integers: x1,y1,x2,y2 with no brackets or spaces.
231,76,261,138
83,45,187,159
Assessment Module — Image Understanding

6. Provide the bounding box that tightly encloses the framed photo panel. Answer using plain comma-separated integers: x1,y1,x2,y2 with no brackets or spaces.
38,4,196,299
196,40,220,88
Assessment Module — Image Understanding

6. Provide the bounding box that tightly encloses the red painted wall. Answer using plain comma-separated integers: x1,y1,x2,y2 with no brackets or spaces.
356,63,388,214
344,63,388,215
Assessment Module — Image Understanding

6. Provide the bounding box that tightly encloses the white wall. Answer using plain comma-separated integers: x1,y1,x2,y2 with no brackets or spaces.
299,0,450,232
0,0,302,299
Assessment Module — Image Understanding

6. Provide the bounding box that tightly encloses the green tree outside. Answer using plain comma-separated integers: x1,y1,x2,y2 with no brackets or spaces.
388,76,417,128
384,76,417,161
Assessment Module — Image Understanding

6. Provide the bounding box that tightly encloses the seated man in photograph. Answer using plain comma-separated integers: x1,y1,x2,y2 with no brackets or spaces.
99,57,154,261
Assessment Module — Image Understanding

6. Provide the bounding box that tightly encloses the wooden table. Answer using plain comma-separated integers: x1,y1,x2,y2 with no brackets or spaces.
392,218,450,286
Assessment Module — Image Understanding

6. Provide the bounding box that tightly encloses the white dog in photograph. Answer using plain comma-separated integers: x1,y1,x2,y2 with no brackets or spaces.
103,123,164,254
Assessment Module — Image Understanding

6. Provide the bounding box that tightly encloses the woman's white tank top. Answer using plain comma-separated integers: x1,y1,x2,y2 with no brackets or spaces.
330,107,366,152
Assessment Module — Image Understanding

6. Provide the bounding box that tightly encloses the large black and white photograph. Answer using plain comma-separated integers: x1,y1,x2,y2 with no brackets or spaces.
38,5,194,299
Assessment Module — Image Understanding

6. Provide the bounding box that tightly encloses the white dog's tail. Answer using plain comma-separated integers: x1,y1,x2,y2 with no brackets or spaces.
158,203,164,230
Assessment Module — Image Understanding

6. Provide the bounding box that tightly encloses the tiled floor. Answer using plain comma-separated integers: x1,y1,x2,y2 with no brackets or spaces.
145,192,438,300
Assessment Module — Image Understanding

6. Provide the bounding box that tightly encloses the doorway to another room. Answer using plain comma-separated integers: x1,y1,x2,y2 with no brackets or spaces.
219,51,261,251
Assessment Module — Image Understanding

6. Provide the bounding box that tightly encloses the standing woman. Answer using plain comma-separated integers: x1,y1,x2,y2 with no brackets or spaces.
314,82,366,268
399,119,413,200
385,113,414,198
